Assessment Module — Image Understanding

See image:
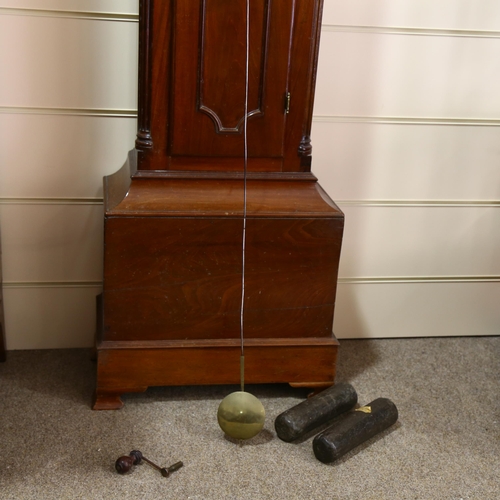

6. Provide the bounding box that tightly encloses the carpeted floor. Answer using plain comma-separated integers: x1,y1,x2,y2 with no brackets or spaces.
0,336,498,499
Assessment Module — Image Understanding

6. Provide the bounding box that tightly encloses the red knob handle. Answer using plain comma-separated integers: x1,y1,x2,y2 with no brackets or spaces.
115,450,143,474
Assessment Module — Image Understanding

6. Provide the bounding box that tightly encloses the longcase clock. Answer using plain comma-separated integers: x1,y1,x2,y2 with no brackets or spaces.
93,0,344,410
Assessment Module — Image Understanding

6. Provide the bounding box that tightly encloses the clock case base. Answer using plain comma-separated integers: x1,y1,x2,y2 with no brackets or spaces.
93,152,344,410
94,294,339,410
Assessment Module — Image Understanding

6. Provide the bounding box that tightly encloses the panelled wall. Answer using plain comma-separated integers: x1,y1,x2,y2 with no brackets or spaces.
0,1,498,349
0,1,138,349
317,0,500,339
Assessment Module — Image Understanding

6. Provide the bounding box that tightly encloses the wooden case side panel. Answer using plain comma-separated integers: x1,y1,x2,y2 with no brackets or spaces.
244,217,343,339
102,215,343,342
103,217,242,341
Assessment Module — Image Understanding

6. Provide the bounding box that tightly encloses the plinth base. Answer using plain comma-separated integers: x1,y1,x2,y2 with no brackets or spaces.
93,291,338,410
93,336,338,410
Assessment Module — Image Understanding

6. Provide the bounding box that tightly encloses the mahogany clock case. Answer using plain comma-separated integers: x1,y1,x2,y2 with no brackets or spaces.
93,0,344,410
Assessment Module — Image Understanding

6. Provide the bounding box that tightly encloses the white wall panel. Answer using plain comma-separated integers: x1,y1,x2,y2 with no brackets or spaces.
2,286,100,349
312,122,500,201
0,204,103,282
334,282,500,338
1,3,499,349
315,32,500,118
323,0,500,31
0,1,138,13
0,15,137,109
0,114,137,199
337,206,500,278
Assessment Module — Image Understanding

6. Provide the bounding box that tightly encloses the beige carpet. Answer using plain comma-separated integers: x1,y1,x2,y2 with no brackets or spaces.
0,336,498,499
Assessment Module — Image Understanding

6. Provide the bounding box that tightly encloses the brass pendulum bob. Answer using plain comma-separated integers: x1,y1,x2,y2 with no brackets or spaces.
217,356,265,440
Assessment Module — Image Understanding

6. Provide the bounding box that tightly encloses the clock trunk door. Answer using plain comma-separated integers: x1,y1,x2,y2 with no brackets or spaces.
169,0,293,172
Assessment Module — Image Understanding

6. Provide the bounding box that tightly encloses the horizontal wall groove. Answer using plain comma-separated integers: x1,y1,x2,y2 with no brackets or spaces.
322,24,500,39
0,7,138,22
337,200,500,208
4,277,499,289
4,107,500,127
339,276,500,284
2,12,496,37
0,197,103,205
313,115,500,126
0,106,137,118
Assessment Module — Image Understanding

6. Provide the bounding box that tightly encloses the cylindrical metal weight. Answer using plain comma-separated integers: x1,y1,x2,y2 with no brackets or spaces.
313,397,398,464
274,383,358,442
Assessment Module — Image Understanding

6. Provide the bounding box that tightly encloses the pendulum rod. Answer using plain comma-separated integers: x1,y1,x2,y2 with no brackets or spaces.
216,2,266,441
239,0,250,393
